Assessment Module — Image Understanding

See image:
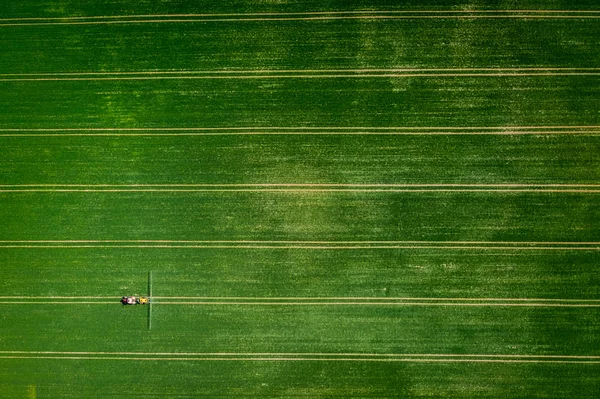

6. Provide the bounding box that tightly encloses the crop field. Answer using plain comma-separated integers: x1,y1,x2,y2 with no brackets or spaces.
1,1,600,397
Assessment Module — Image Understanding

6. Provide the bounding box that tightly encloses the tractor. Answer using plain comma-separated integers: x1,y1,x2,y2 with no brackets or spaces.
121,296,149,305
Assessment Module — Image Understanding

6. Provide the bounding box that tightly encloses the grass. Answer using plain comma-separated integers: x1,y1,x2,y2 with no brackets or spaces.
1,1,600,397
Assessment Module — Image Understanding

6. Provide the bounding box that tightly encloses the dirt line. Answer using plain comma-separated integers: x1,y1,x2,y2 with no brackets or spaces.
3,184,600,188
2,301,596,307
2,125,599,131
2,184,600,192
1,355,598,364
0,125,598,131
1,14,600,27
0,243,598,250
2,188,600,193
2,11,600,22
2,351,598,359
0,245,599,250
0,240,598,251
0,302,115,304
2,68,600,77
1,239,598,245
1,297,598,307
0,296,116,299
2,72,600,81
2,131,600,137
1,295,597,302
3,301,596,307
4,184,600,188
154,296,600,302
153,301,600,307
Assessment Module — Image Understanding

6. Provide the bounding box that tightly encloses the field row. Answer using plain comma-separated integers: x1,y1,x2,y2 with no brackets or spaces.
1,304,598,354
1,248,599,299
1,77,598,128
2,134,600,185
0,191,598,241
0,16,599,73
1,358,597,398
4,0,600,18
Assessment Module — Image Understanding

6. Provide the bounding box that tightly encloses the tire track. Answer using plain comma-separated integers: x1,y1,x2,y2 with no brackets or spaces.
0,296,598,307
1,68,599,81
1,10,600,27
1,351,598,363
0,240,598,250
0,184,599,193
1,126,599,136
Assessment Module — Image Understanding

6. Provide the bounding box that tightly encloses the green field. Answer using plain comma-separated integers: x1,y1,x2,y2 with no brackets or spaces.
1,1,600,397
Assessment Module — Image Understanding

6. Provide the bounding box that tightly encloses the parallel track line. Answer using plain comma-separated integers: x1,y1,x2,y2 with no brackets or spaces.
2,184,600,188
0,245,599,250
1,72,599,81
2,14,600,27
0,301,118,305
2,68,600,77
2,125,599,130
0,355,598,364
1,125,599,131
2,130,600,137
1,296,598,302
0,240,596,244
153,301,600,307
2,351,599,359
2,189,600,193
154,297,600,302
3,11,600,23
2,302,597,307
